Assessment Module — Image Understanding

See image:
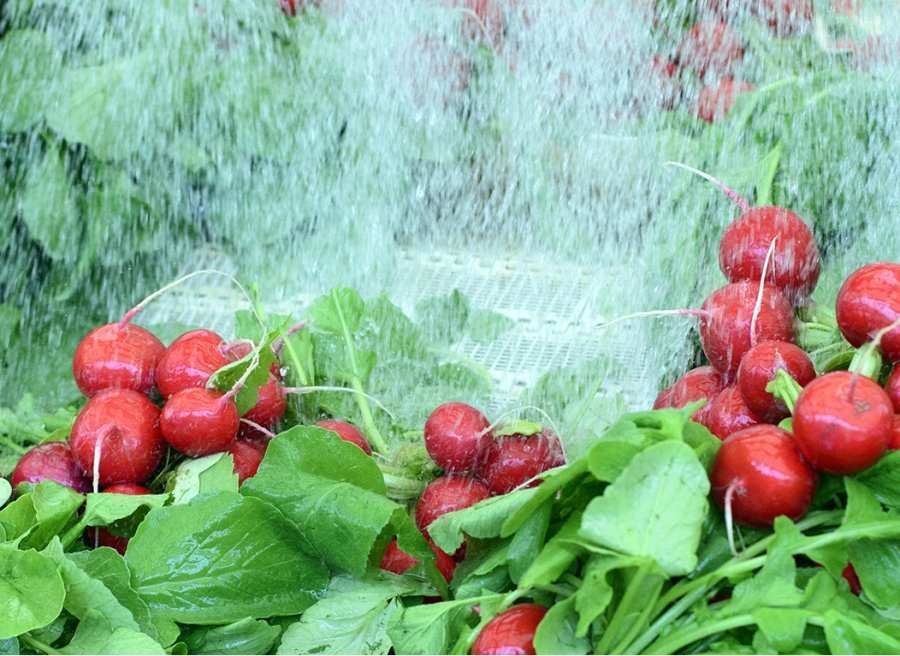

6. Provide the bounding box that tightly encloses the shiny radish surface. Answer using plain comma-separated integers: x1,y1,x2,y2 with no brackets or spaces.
11,442,91,494
73,323,165,397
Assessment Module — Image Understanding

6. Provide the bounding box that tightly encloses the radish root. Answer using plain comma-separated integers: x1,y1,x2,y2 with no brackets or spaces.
665,161,751,212
750,237,778,348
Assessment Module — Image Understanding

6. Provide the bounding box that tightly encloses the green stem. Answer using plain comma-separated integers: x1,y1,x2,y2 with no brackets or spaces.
597,560,663,654
765,369,803,415
21,633,62,655
351,376,388,454
279,329,311,387
59,517,90,550
623,585,714,655
1,437,28,454
644,613,757,654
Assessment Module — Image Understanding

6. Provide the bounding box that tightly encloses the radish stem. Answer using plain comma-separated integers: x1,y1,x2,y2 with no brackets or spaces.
597,308,711,329
665,161,751,211
750,238,778,348
239,418,275,439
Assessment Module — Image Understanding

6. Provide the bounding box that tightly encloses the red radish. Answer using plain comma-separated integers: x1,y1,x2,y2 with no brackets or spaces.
154,329,230,398
424,402,492,472
710,425,816,528
225,436,268,484
835,263,900,362
69,389,166,487
455,0,505,49
380,538,456,584
643,55,681,111
718,207,821,303
242,374,286,429
668,366,726,422
699,281,796,381
793,371,893,475
414,474,492,536
695,78,755,123
889,415,900,450
842,563,862,595
653,385,673,409
222,340,281,378
73,323,165,398
90,483,151,554
314,419,372,455
754,0,813,35
703,385,764,441
678,22,744,79
10,442,91,494
160,388,239,457
471,604,548,655
479,428,565,494
737,340,816,422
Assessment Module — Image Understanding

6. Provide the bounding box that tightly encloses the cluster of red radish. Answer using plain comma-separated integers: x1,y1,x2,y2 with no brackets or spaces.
649,171,900,554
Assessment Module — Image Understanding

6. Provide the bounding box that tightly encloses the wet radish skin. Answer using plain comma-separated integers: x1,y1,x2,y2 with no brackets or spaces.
315,419,372,455
888,415,900,451
380,538,456,584
678,22,744,79
242,374,286,429
155,329,230,398
653,385,674,409
668,366,726,419
415,474,492,535
703,385,764,441
479,429,566,494
11,442,91,494
793,371,893,475
226,436,268,484
835,263,900,362
424,402,493,472
737,340,816,422
887,366,900,412
695,78,756,123
710,424,816,528
73,323,165,398
160,388,240,457
69,389,166,487
471,604,548,655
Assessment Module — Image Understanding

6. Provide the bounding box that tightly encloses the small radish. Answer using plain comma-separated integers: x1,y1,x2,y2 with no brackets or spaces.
653,385,673,409
835,263,900,362
842,563,862,595
710,424,816,528
11,442,91,494
702,385,764,441
380,537,456,584
737,340,816,422
69,389,166,487
793,371,893,475
479,428,565,494
314,419,373,455
160,388,240,457
456,0,505,49
414,474,492,536
719,207,821,303
225,436,268,485
699,281,796,381
73,323,165,398
471,604,548,656
677,22,744,80
222,340,281,378
754,0,813,35
242,374,286,430
695,78,755,123
668,366,726,422
155,329,230,398
424,402,492,472
90,483,151,554
887,367,900,413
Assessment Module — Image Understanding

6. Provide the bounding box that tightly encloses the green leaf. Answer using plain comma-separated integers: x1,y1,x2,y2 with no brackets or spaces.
822,609,900,654
207,329,281,415
574,554,622,637
533,596,590,655
0,480,11,509
0,545,66,640
242,426,402,575
752,607,809,654
0,30,62,131
0,638,17,654
0,481,84,550
19,145,81,263
519,511,584,589
579,441,709,576
59,610,164,655
126,492,329,624
387,597,491,656
182,618,280,656
586,440,643,483
308,288,365,336
723,547,803,615
507,501,551,584
501,459,591,537
81,491,169,527
466,309,515,343
849,538,900,610
415,291,469,345
855,451,900,507
166,452,238,505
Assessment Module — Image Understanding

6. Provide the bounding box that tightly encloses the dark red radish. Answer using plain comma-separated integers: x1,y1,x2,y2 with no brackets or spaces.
160,388,239,457
471,604,548,656
415,474,492,535
835,263,900,362
754,0,813,35
889,415,900,450
424,402,493,472
667,366,726,421
73,323,165,398
842,563,862,595
653,385,674,409
155,329,230,398
380,538,456,584
225,436,268,485
793,371,893,475
703,386,764,441
699,281,796,381
887,367,900,413
710,425,816,528
678,22,744,79
242,374,286,429
718,206,821,303
10,442,91,494
69,389,166,487
90,483,151,554
737,340,816,422
479,428,565,495
695,78,755,123
314,419,373,455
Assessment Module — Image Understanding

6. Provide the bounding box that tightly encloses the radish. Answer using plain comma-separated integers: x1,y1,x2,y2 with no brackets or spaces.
652,385,673,410
456,0,505,49
695,78,756,123
424,402,492,472
666,366,726,422
10,442,91,494
835,263,900,362
718,207,821,303
677,22,744,80
90,483,151,554
69,389,166,487
414,474,492,537
889,415,900,450
702,385,764,441
242,374,286,430
314,419,372,455
479,428,565,494
225,436,268,485
160,388,240,457
710,424,816,528
223,340,281,378
471,604,548,656
73,323,165,398
754,0,813,35
842,563,862,596
154,329,230,398
699,281,796,381
792,371,893,475
737,340,816,422
380,537,456,584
